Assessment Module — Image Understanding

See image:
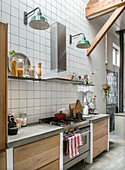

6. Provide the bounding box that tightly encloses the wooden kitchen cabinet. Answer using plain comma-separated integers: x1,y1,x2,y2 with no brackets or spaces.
0,151,7,170
14,134,60,170
38,159,59,170
93,119,108,158
0,22,8,151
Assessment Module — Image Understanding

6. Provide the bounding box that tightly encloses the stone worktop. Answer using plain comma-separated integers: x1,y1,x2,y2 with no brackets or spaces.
115,113,125,117
83,113,109,123
7,123,63,148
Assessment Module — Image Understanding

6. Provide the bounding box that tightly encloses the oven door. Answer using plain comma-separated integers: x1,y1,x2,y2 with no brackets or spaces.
78,131,90,155
63,130,90,164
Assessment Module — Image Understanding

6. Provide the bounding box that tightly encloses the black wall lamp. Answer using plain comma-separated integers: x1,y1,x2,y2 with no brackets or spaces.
70,33,91,49
24,7,50,30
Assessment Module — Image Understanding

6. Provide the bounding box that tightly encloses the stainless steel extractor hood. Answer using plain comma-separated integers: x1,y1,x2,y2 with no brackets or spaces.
43,22,72,80
43,22,87,85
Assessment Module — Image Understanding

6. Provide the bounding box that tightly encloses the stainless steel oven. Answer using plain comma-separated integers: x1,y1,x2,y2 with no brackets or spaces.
63,125,90,170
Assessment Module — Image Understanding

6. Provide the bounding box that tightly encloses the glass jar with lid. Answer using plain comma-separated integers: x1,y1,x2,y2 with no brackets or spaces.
17,59,24,77
11,57,18,76
29,66,35,78
19,113,27,127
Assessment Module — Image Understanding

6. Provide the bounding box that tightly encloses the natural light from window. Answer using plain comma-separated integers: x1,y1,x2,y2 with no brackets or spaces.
112,43,120,67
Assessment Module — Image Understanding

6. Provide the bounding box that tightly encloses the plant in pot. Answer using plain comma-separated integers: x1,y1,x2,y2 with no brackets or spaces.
101,84,111,113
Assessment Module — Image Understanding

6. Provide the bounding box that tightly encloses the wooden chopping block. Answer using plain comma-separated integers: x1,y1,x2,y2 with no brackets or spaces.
73,100,83,117
73,108,82,117
69,104,76,116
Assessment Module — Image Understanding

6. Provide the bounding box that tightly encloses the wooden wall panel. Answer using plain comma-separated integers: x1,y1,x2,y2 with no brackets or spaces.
14,135,60,170
0,22,8,151
0,151,7,170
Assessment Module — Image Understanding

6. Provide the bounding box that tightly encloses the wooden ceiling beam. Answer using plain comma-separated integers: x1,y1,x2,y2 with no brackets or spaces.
86,0,125,19
87,5,125,56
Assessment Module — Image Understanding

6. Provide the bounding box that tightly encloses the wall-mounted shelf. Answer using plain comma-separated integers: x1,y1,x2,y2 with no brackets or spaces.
8,76,95,86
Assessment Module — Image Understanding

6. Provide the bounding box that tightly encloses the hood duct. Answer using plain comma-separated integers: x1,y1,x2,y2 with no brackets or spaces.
43,22,72,80
51,22,66,72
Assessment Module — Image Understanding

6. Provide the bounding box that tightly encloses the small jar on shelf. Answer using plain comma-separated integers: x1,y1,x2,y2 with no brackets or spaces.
19,113,27,127
29,66,35,78
17,59,24,77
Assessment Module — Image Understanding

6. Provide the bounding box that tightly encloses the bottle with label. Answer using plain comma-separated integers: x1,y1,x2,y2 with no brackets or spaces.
86,74,88,84
24,59,29,77
38,62,42,79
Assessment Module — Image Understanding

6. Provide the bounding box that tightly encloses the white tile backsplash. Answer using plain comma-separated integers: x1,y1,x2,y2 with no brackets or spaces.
1,0,90,122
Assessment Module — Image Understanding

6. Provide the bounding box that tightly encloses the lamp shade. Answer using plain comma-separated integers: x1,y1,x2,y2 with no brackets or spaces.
29,11,50,30
76,36,91,49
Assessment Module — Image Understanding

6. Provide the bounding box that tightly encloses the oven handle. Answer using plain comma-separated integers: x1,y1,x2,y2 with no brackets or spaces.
80,130,90,136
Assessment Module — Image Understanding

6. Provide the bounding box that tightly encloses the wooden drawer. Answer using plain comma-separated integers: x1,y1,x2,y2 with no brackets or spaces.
39,159,59,170
14,135,60,170
93,119,108,141
93,134,108,158
0,151,6,170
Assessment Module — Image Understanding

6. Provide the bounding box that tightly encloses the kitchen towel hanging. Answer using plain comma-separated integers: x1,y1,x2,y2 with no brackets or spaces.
68,133,83,158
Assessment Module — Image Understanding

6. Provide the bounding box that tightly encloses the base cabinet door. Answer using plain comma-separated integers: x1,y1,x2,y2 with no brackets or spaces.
93,119,108,158
38,159,59,170
0,151,6,170
93,134,108,158
14,135,60,170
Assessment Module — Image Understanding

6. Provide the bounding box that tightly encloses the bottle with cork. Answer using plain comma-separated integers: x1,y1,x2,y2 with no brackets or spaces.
38,62,42,79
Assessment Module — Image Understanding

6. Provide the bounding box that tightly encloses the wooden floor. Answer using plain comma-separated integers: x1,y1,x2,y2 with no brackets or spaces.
68,133,125,170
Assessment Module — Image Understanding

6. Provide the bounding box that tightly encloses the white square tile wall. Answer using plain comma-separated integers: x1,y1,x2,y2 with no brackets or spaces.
2,0,90,123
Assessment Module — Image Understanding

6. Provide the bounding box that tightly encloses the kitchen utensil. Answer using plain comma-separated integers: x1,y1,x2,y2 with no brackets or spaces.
75,100,83,111
9,53,31,73
76,112,83,121
8,127,18,135
73,108,82,117
8,115,18,135
55,111,66,120
69,103,76,116
70,100,83,117
86,91,93,104
73,100,83,117
38,63,42,79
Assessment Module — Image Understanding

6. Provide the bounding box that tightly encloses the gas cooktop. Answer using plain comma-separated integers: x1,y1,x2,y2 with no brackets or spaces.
39,117,89,129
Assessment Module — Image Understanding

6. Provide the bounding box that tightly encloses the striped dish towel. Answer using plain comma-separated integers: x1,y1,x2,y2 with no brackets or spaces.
68,133,83,158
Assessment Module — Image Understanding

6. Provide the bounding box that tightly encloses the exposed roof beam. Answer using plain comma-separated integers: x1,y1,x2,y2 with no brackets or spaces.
86,0,125,20
87,5,125,56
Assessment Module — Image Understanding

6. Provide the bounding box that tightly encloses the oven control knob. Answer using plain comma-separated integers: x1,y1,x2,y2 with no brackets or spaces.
64,131,68,134
78,127,81,130
69,129,74,133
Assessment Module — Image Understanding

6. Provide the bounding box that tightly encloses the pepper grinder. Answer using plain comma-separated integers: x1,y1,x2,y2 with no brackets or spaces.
38,63,42,79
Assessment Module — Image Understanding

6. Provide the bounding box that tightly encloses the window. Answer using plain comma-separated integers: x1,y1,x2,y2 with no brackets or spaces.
112,43,120,67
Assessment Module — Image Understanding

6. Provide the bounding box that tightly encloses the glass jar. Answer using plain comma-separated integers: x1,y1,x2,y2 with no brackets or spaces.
11,57,17,76
17,59,24,77
19,113,27,127
29,66,35,78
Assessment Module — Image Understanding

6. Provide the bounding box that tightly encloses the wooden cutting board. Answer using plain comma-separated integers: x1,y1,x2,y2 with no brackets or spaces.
69,104,76,116
69,100,83,117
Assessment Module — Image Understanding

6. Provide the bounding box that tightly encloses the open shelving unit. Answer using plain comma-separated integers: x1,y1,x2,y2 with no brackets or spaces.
8,76,95,86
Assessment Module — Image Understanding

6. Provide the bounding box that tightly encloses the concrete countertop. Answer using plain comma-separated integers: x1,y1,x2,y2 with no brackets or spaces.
83,114,109,123
7,123,64,148
115,113,125,117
